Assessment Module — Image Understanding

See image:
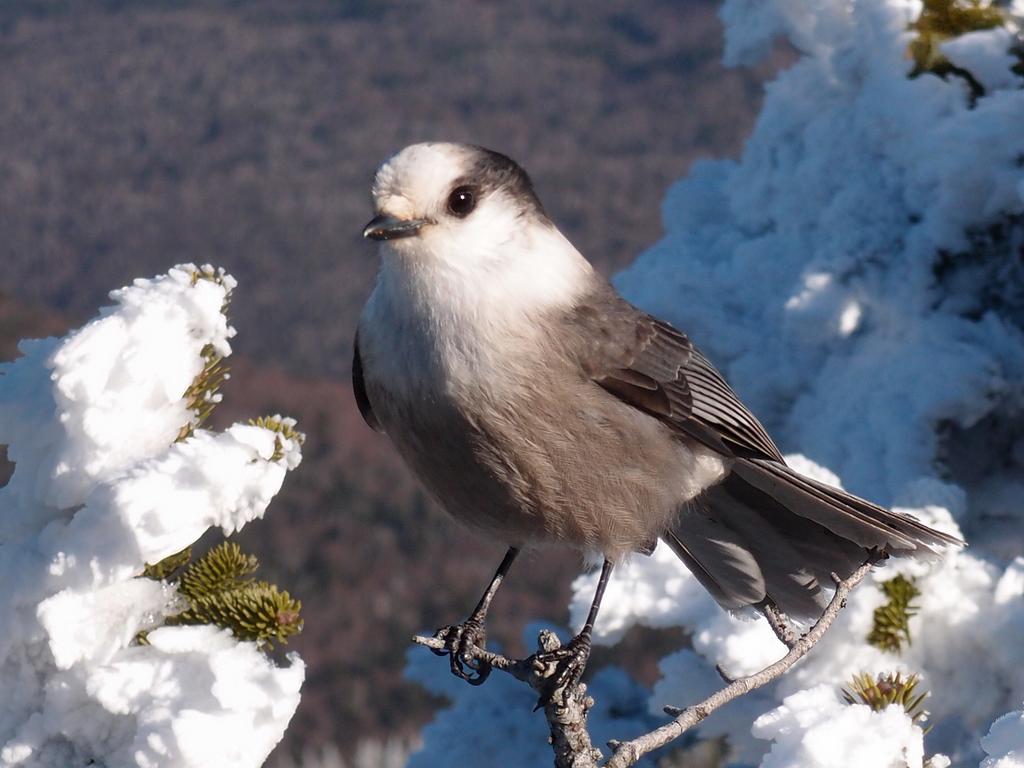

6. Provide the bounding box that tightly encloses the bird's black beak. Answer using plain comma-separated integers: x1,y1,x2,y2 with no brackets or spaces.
362,214,432,241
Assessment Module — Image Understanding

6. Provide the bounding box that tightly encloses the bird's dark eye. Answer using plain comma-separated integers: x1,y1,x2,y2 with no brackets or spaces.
446,186,477,217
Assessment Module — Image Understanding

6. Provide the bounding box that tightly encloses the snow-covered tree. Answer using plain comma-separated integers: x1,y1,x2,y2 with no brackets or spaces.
0,264,304,767
407,1,1024,765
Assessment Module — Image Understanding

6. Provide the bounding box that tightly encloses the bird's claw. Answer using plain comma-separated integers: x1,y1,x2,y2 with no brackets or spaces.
532,632,592,709
429,616,491,685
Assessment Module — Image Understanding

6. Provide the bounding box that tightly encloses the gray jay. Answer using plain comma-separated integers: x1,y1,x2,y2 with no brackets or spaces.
354,142,961,699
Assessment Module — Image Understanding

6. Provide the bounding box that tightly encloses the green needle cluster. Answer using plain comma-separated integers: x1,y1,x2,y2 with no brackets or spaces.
843,671,931,730
144,542,303,649
867,574,921,653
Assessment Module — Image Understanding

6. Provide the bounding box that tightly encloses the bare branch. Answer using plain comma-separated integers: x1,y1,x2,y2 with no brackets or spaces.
413,629,603,768
603,562,873,768
413,560,874,768
714,663,734,684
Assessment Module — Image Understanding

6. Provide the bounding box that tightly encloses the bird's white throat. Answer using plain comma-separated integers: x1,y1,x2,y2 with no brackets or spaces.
359,222,594,398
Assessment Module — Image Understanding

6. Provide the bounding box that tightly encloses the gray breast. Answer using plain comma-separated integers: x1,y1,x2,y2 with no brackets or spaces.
364,328,720,559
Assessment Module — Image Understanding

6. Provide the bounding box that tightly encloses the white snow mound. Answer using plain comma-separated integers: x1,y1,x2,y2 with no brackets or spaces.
0,264,303,767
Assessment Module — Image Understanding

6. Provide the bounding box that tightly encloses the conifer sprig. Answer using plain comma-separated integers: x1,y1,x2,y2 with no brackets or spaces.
177,345,230,441
248,415,305,462
142,546,193,581
143,541,303,649
177,265,234,441
173,581,304,647
187,264,232,290
843,671,931,730
908,0,1007,98
178,541,258,599
867,574,921,653
139,267,301,651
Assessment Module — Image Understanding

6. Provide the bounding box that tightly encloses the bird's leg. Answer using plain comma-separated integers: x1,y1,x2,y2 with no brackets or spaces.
534,558,614,707
430,546,519,685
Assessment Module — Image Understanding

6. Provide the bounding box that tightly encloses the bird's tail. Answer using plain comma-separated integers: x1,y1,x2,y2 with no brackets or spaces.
663,457,963,621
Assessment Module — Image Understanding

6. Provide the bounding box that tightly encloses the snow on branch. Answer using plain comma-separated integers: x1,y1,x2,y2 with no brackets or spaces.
408,1,1024,765
413,562,873,768
0,264,304,767
605,563,873,767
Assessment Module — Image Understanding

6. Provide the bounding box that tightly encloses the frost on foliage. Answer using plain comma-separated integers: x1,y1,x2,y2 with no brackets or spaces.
941,28,1022,91
167,541,303,648
406,1,1024,764
596,0,1023,764
981,706,1024,768
752,685,925,768
617,0,1024,505
0,264,303,767
842,672,930,728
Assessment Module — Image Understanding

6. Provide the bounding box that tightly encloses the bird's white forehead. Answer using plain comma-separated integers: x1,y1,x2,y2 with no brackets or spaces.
371,142,472,218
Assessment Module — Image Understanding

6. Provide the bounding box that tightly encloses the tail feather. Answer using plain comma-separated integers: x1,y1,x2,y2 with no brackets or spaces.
720,471,870,587
664,458,963,621
738,459,962,553
663,515,766,611
705,482,829,619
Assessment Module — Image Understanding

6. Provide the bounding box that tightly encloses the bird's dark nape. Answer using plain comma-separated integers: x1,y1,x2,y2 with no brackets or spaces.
464,146,549,219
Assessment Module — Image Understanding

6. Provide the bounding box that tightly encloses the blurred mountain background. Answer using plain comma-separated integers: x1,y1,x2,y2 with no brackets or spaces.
0,1,787,762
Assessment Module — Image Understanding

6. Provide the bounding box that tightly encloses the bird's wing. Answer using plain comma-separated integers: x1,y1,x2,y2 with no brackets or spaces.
352,332,382,433
569,287,961,619
572,294,784,463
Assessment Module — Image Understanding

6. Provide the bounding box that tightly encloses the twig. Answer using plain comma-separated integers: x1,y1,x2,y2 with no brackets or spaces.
604,562,873,767
414,560,874,768
413,629,603,768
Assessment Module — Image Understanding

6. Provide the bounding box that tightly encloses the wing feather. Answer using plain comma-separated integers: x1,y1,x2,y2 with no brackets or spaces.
352,333,382,433
584,306,784,462
568,284,961,616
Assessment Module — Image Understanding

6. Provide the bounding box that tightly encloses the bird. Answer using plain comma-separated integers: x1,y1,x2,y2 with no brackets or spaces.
353,142,962,700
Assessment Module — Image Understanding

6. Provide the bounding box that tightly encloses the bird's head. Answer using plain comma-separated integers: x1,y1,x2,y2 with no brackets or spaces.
364,142,548,254
363,142,595,315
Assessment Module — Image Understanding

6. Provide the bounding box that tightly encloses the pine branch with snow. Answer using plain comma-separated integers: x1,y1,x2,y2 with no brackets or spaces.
154,541,304,649
908,0,1007,97
176,264,233,441
0,263,305,767
142,545,194,581
842,672,931,729
176,541,260,596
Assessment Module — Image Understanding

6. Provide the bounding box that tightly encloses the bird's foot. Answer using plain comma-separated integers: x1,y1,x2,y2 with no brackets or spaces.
532,631,592,709
429,616,491,685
